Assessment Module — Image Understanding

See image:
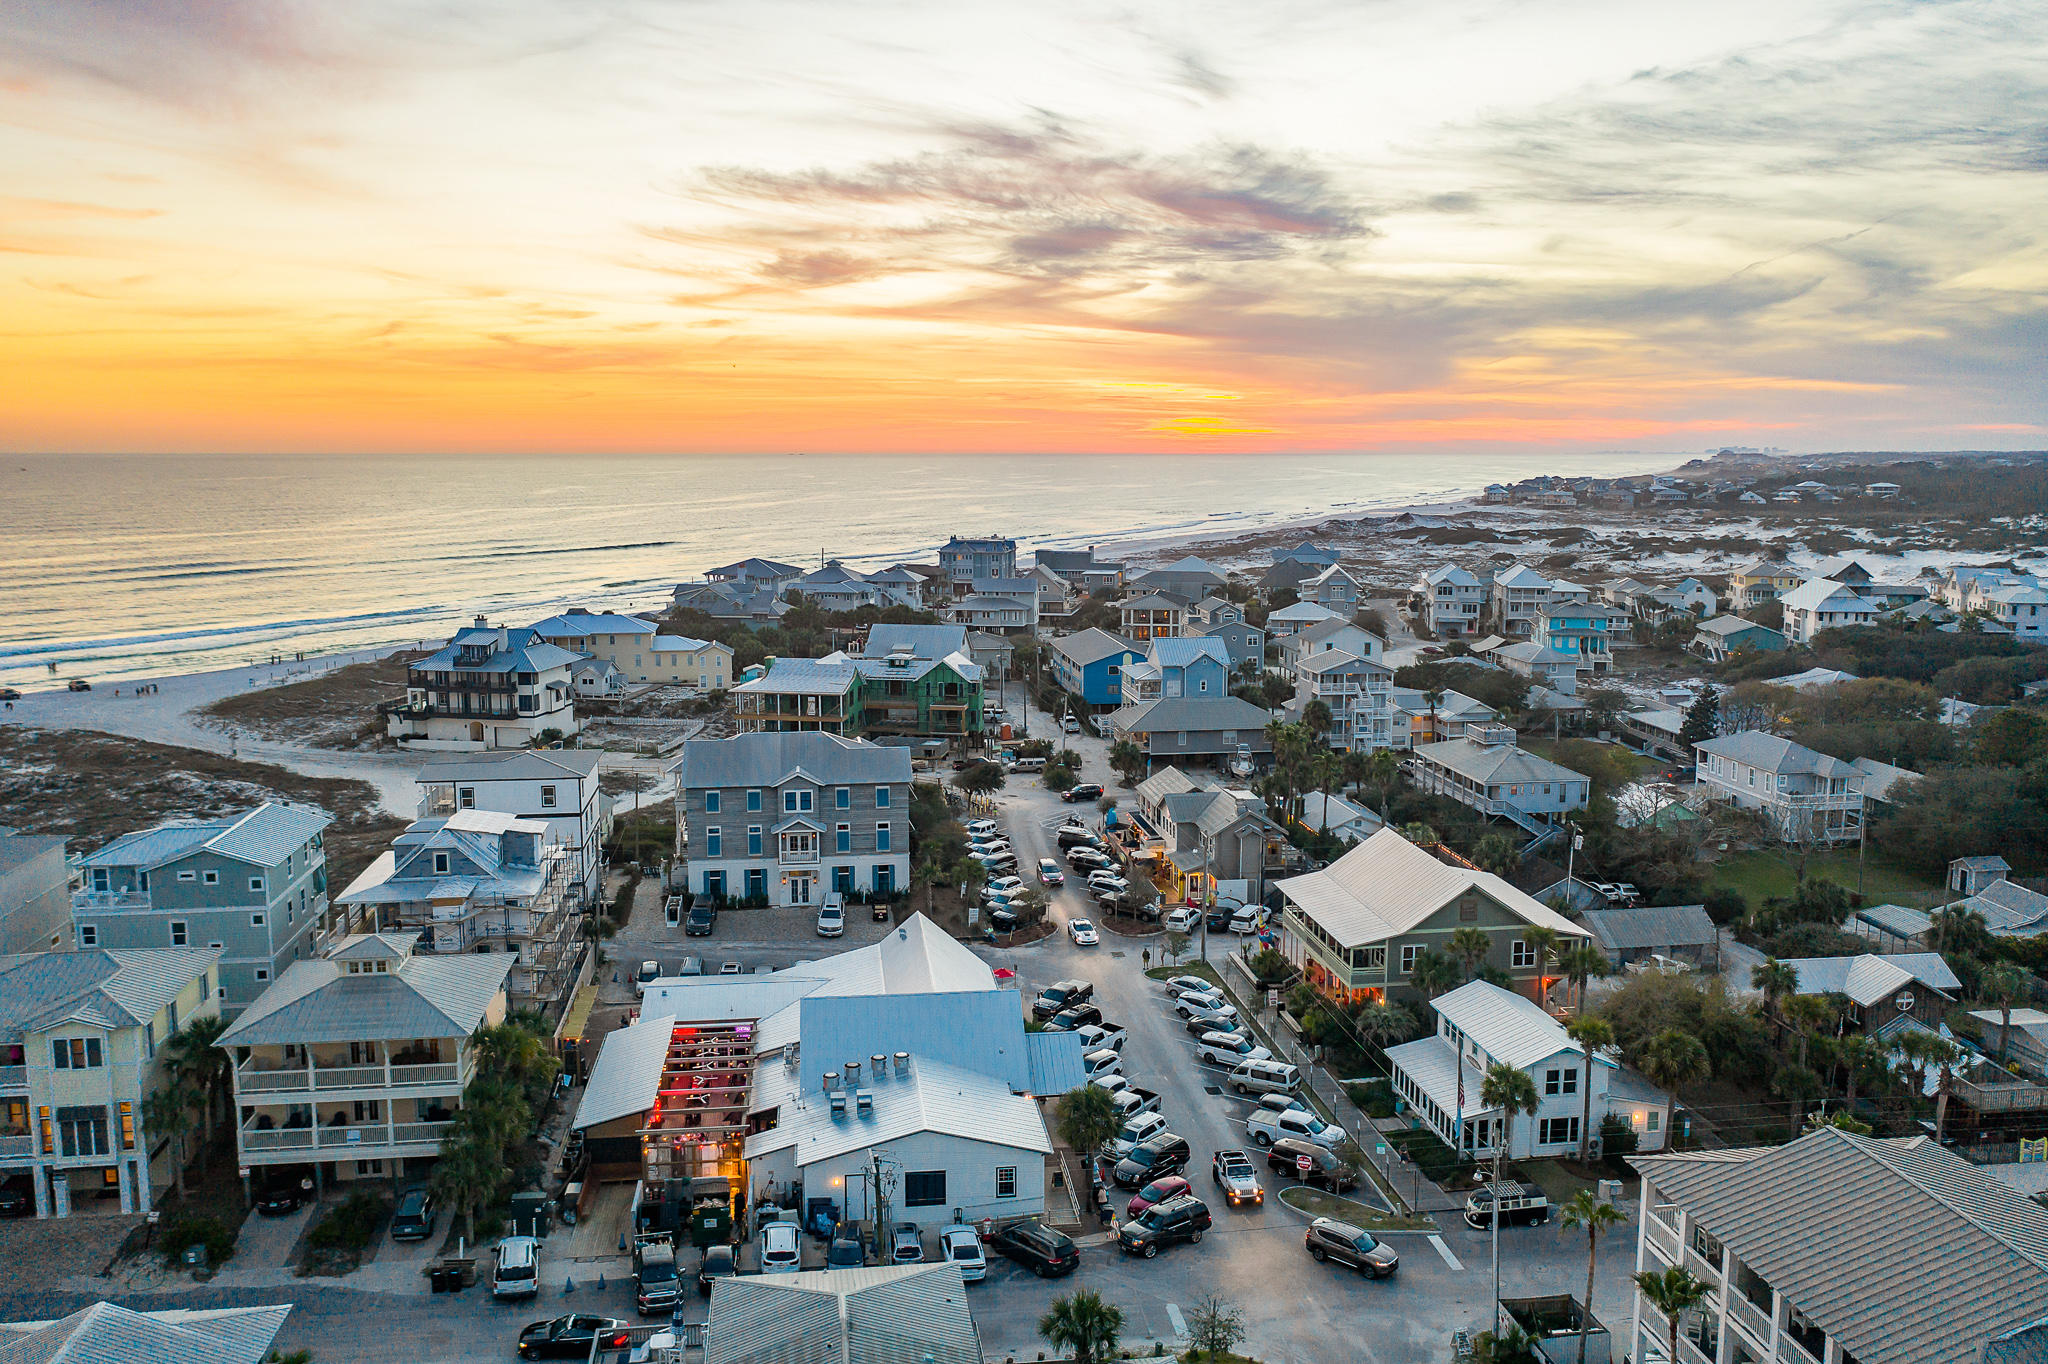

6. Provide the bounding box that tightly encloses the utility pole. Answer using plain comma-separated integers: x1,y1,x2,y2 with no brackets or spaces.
1199,833,1213,963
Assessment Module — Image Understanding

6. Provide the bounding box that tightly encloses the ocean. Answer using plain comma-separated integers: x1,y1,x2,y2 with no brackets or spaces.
0,450,1679,690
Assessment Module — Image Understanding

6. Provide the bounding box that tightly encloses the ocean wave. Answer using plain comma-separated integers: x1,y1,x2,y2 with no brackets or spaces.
0,604,448,660
433,540,679,564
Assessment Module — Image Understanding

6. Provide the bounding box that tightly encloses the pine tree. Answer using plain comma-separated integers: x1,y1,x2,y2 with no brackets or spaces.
1678,684,1720,749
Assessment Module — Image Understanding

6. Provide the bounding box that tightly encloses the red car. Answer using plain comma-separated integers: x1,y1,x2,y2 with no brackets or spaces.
1126,1175,1192,1218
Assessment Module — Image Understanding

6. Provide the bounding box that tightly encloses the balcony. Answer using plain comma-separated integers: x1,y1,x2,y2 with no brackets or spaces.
0,1134,31,1159
1725,1287,1771,1346
777,842,820,867
237,1060,461,1094
0,1066,25,1092
73,890,152,911
1953,1072,2048,1114
241,1119,454,1154
1644,1214,1681,1264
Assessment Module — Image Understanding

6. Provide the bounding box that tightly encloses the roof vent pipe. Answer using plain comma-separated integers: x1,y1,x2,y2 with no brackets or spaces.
893,1051,909,1075
822,1070,838,1091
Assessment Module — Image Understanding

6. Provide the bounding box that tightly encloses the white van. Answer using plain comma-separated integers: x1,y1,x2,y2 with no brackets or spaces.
677,956,703,977
1228,1058,1301,1097
1012,756,1047,773
493,1235,541,1300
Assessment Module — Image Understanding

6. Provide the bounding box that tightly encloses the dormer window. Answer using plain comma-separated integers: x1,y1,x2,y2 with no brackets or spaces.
433,852,449,875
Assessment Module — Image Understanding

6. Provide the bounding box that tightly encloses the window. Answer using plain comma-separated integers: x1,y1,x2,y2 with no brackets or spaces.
745,868,767,898
118,1101,135,1151
356,1160,385,1176
78,925,97,947
56,1105,110,1158
747,790,762,812
1544,1067,1578,1096
458,786,476,809
540,784,557,809
249,876,265,894
433,852,449,875
875,787,890,808
169,921,188,947
53,1037,103,1069
703,870,726,898
1648,1110,1661,1133
704,791,721,814
1511,940,1536,968
875,824,891,853
903,1171,947,1207
202,870,219,886
747,827,762,858
200,972,211,1002
783,789,813,813
1400,944,1421,974
175,870,194,884
251,912,267,927
254,968,269,982
996,1167,1018,1199
705,828,721,858
1537,1116,1580,1145
836,824,852,853
836,787,850,810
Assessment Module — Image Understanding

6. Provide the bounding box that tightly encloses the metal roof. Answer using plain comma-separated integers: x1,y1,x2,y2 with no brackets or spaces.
411,626,581,677
1693,614,1782,639
1633,1128,2048,1364
1695,731,1862,779
1147,636,1231,670
1412,737,1589,787
1277,828,1586,948
1580,905,1717,954
859,624,970,661
1109,695,1272,735
1386,1036,1491,1122
1778,577,1877,613
0,948,220,1039
81,802,329,871
414,749,602,783
1959,881,2048,935
1134,766,1202,802
1856,903,1934,940
1266,601,1341,623
1026,1029,1087,1095
1784,952,1960,1006
796,992,1033,1094
572,1012,677,1132
1431,980,1582,1072
0,1302,292,1364
0,832,65,877
731,656,861,695
526,611,657,637
671,732,911,790
1048,627,1140,668
745,1053,1050,1168
216,947,510,1046
707,1265,981,1364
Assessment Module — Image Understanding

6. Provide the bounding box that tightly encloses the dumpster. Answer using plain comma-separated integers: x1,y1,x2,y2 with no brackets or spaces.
688,1199,732,1249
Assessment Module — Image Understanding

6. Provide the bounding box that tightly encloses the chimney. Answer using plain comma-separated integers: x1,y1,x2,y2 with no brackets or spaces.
844,1059,862,1087
498,625,510,652
473,614,488,630
893,1051,909,1076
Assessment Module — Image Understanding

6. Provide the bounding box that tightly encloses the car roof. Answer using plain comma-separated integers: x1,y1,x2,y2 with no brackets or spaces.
1313,1217,1366,1239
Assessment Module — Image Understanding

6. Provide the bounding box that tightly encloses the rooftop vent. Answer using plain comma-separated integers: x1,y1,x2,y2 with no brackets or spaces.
855,1089,874,1116
829,1091,848,1119
822,1070,839,1092
892,1051,909,1075
844,1060,862,1086
870,1053,886,1079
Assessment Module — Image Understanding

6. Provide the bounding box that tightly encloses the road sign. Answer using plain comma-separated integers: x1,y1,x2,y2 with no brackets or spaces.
1297,1153,1313,1173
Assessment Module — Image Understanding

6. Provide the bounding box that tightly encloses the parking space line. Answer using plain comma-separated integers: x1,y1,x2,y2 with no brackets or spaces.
1427,1235,1464,1271
1165,1303,1187,1338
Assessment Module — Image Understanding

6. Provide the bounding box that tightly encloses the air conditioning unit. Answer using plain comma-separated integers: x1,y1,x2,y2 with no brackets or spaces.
855,1090,874,1117
829,1092,848,1120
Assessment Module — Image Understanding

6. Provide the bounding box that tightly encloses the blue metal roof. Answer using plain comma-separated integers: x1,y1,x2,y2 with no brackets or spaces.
797,990,1035,1094
1026,1028,1087,1096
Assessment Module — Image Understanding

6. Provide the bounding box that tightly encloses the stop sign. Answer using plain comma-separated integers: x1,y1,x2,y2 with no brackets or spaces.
1297,1153,1313,1173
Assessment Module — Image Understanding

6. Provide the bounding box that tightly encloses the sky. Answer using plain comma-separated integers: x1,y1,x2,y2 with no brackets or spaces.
1,0,2044,455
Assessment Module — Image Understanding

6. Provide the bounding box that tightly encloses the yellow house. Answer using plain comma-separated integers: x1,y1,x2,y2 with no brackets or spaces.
1729,558,1805,609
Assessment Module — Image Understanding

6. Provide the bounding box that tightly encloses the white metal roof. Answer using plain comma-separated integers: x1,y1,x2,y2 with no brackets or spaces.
1276,828,1587,948
745,1052,1050,1168
572,1012,678,1132
1431,980,1582,1071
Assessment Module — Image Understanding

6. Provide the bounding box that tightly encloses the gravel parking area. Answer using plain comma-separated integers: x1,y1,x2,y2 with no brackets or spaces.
0,1212,142,1293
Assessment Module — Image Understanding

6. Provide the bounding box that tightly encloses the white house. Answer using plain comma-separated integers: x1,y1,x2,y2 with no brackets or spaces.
1295,792,1383,844
1694,731,1864,843
1493,641,1580,696
386,617,580,750
1778,578,1881,645
1416,566,1484,637
414,749,607,909
1388,980,1670,1160
1290,650,1394,752
1265,601,1342,638
1489,565,1553,637
1287,618,1384,678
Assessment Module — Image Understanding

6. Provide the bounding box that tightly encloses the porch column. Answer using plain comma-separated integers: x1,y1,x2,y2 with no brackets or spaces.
50,1170,70,1218
116,1156,134,1213
32,1163,50,1219
134,1153,152,1212
382,1041,393,1088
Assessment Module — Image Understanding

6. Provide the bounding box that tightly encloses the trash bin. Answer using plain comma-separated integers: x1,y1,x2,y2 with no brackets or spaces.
429,1269,447,1294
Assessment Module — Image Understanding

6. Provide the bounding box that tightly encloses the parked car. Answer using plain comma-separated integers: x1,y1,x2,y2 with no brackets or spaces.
988,909,1021,932
1112,1133,1192,1189
718,961,743,975
0,688,19,702
1195,1032,1270,1067
1066,846,1113,871
1044,1002,1104,1032
698,1244,736,1296
1246,1106,1346,1150
826,1234,865,1269
1107,1111,1170,1157
968,838,1013,857
938,1223,986,1282
1159,974,1212,996
1081,1047,1123,1080
1266,1138,1357,1192
1464,1182,1552,1229
633,961,660,998
985,875,1026,897
685,903,716,936
1172,989,1233,1019
1067,918,1099,946
1063,783,1104,803
1056,826,1103,850
1254,1091,1310,1118
1036,858,1064,885
1116,1194,1212,1258
964,819,1001,839
987,1220,1080,1277
1211,1150,1264,1206
1185,1011,1245,1039
495,1235,544,1302
390,1186,438,1241
518,1317,626,1360
253,1181,303,1216
1062,715,1082,734
1032,979,1094,1019
816,902,845,937
1305,1218,1399,1277
66,678,90,692
1126,1174,1192,1217
760,1220,803,1273
1085,871,1129,894
1073,1022,1127,1054
1162,905,1201,934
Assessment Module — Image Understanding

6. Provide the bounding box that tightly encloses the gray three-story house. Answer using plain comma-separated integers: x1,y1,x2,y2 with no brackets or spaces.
73,804,332,1014
671,732,912,907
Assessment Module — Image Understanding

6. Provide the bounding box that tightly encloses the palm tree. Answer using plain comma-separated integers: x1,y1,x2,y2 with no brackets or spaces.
1559,1191,1627,1364
1928,904,1991,958
1558,943,1610,1014
1836,1034,1881,1111
1928,1037,1964,1142
1480,1062,1541,1333
1521,925,1562,1006
1364,747,1401,821
1038,1289,1125,1364
1639,1029,1711,1099
1781,994,1838,1071
142,1077,199,1201
1750,957,1798,1022
1633,1265,1710,1364
1356,1000,1416,1054
912,857,945,915
1983,962,2030,1063
1473,832,1519,877
1772,1064,1823,1131
165,1014,233,1160
1894,1029,1943,1098
1409,949,1462,1001
1312,750,1344,830
1447,926,1493,982
1054,1084,1120,1156
1400,821,1440,846
1564,1017,1614,1164
1422,688,1446,743
430,1135,498,1242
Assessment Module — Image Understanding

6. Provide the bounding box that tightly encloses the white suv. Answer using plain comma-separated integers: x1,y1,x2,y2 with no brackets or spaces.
938,1224,986,1282
1246,1106,1347,1150
1195,1031,1271,1067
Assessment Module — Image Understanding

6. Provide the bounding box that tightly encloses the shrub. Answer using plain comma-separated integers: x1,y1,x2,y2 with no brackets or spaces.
308,1192,387,1253
1346,1079,1397,1119
161,1214,237,1269
1598,1113,1638,1164
1702,886,1748,926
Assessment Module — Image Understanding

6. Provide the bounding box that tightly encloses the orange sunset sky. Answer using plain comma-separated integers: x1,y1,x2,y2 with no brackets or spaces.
2,0,2044,455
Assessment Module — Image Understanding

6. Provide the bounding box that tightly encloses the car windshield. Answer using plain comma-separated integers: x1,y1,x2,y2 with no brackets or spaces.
1072,920,1092,932
1300,1116,1326,1134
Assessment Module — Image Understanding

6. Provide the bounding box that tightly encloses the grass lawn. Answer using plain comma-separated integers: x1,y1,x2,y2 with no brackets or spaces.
1277,1186,1438,1233
1515,1156,1635,1209
1146,962,1223,987
1709,848,1944,908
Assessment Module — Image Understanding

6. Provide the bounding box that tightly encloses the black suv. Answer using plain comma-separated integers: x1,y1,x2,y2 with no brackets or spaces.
1063,784,1105,803
685,902,717,936
390,1185,438,1240
1305,1217,1399,1277
987,1220,1080,1277
1117,1194,1212,1258
1056,827,1104,851
1045,1003,1104,1032
1113,1133,1192,1189
1266,1138,1357,1193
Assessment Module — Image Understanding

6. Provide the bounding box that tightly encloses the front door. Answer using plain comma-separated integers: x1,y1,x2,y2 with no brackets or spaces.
790,874,812,905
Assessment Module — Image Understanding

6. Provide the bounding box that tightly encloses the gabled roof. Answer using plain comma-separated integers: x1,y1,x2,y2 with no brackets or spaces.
1147,636,1230,670
1693,615,1783,639
1960,880,2048,936
1422,565,1480,587
1120,592,1188,612
573,1011,679,1132
1432,979,1581,1070
1047,627,1139,668
1695,731,1862,779
1134,766,1202,803
706,1264,982,1364
1276,828,1585,948
671,732,912,791
1109,695,1273,734
730,656,861,695
412,626,581,677
1493,564,1552,589
0,948,220,1039
1412,736,1588,787
526,611,657,638
706,557,803,580
1580,905,1716,954
650,633,724,653
1633,1128,2048,1364
859,624,970,661
416,749,602,784
1779,577,1877,613
0,1302,293,1364
1494,641,1576,667
1783,952,1960,1006
1297,617,1376,648
81,802,330,871
1732,556,1798,577
216,944,511,1046
1267,601,1341,624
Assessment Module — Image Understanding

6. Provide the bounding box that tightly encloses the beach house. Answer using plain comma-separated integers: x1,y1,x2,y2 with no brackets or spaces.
1119,593,1188,642
1729,557,1804,609
1046,628,1143,711
0,832,70,956
937,536,1017,594
1690,615,1788,663
1694,731,1865,843
1532,603,1623,674
385,617,580,749
1300,564,1363,612
1407,725,1591,830
1489,564,1554,637
1290,650,1395,753
1416,565,1484,637
1778,578,1881,645
414,749,607,909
